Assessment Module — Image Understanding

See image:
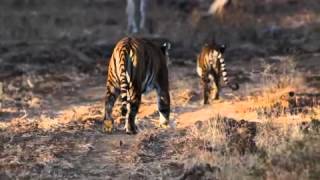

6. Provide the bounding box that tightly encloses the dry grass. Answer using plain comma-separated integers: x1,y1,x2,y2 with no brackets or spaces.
179,57,320,179
184,115,320,179
232,57,320,122
0,0,320,179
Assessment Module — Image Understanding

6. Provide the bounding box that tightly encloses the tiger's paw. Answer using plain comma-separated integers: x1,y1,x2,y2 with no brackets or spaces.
159,113,172,129
212,99,222,103
159,122,170,129
117,117,126,131
159,119,176,129
103,120,114,133
125,129,138,135
125,125,138,135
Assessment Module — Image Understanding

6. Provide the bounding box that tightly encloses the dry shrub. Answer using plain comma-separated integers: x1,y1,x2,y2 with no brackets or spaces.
256,121,320,179
179,163,220,180
176,54,320,179
189,116,257,156
255,121,304,155
244,56,320,120
184,116,320,179
185,117,263,179
260,56,300,91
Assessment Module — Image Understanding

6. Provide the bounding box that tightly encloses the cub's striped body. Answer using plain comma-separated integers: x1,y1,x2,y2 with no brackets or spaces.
104,37,171,134
197,43,238,104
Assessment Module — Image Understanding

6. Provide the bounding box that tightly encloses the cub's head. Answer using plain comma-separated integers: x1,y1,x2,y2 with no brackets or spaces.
205,41,226,54
218,44,226,54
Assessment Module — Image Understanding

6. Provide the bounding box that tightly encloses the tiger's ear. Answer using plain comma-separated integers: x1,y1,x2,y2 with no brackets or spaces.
219,44,226,53
161,42,171,54
163,42,171,50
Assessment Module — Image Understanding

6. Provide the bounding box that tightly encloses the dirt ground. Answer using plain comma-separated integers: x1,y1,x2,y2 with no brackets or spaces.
0,0,320,179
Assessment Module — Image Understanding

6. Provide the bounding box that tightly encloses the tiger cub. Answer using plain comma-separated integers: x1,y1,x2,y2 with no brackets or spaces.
197,42,239,104
104,37,171,134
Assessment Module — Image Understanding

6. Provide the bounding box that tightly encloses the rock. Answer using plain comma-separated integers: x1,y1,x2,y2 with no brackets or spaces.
300,33,320,53
211,118,258,154
300,119,320,134
179,163,220,180
301,41,320,52
0,172,10,180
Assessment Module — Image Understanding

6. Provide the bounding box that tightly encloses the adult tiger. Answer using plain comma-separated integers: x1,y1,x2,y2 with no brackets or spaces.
197,42,239,104
104,37,171,134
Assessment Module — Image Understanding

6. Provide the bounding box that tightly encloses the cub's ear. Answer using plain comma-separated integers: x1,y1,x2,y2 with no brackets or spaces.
162,42,171,50
161,42,171,54
219,44,226,53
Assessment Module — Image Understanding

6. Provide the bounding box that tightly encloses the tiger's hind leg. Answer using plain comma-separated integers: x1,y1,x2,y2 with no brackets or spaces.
125,90,141,134
103,86,119,133
156,73,171,128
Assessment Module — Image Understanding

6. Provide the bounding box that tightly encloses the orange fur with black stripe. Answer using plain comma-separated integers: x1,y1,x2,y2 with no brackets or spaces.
197,43,239,104
104,37,171,134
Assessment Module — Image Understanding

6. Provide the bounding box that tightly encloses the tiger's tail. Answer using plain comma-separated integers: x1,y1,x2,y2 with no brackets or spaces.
218,55,239,91
119,46,131,110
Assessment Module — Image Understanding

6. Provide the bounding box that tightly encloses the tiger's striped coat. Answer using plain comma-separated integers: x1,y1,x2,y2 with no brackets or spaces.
197,43,239,104
104,37,171,134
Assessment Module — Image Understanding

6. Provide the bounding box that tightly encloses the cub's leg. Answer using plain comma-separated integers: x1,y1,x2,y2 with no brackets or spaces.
125,89,141,134
211,71,220,100
201,71,210,105
103,86,119,133
156,72,171,127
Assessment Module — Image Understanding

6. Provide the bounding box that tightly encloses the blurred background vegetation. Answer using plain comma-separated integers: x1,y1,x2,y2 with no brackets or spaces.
0,0,319,54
